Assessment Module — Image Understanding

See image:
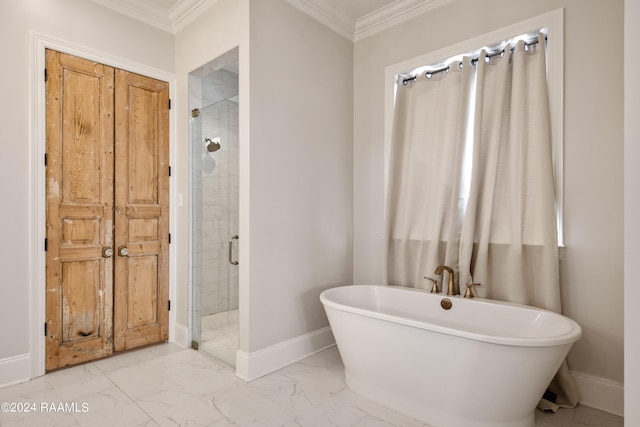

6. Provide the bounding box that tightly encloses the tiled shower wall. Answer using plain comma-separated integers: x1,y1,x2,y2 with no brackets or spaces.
190,67,239,317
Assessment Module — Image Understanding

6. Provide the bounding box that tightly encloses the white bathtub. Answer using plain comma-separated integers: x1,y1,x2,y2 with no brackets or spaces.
320,285,581,427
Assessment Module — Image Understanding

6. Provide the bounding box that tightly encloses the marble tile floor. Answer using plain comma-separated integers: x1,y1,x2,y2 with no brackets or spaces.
0,344,623,427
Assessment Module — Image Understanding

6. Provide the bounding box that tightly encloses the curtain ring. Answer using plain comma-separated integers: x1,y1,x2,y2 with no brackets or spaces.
425,72,432,79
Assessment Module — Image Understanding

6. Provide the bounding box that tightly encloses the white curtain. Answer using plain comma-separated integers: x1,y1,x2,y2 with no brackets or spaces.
458,36,560,311
387,33,579,410
386,58,474,288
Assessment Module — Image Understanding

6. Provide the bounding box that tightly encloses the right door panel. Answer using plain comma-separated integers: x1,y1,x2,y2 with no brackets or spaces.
113,69,170,352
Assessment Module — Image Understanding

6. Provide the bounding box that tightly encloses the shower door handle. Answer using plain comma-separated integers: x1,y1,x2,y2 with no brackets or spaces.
228,235,239,265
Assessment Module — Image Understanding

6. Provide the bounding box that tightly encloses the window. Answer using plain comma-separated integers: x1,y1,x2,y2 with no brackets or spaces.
383,9,564,247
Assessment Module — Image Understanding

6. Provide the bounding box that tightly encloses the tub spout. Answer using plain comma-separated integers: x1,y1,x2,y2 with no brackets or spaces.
434,265,457,295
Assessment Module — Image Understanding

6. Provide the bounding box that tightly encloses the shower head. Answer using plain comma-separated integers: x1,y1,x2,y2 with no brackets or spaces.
205,137,221,153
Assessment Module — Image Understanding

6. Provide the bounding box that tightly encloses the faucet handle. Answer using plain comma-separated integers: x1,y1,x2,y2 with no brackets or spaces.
424,276,440,293
464,283,481,298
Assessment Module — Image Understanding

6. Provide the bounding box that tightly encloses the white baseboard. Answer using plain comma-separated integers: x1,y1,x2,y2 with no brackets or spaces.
571,371,624,417
235,327,335,382
0,353,32,389
171,322,190,349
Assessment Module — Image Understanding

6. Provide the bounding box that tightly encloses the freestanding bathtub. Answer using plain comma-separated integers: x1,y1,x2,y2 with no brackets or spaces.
320,285,581,427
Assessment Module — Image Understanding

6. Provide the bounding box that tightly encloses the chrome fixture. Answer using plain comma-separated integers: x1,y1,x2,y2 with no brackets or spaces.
205,137,221,153
434,265,456,295
228,235,239,265
464,282,481,298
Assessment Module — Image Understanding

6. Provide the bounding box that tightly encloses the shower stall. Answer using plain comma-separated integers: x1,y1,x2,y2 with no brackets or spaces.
189,50,239,368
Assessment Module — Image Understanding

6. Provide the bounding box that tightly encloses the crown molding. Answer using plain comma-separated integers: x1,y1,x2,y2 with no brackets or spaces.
284,0,355,40
91,0,450,38
355,0,452,41
91,0,173,32
170,0,219,32
285,0,452,42
90,0,218,33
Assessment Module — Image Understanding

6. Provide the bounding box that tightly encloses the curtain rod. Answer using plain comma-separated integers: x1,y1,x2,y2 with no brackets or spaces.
401,36,547,86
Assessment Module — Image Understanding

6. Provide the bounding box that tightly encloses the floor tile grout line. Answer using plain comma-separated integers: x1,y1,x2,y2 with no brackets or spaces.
106,374,159,425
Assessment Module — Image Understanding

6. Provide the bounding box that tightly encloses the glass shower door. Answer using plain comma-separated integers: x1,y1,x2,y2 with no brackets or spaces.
190,97,239,367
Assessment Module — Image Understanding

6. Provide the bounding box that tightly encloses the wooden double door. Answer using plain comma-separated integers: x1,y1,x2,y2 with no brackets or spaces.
45,50,170,371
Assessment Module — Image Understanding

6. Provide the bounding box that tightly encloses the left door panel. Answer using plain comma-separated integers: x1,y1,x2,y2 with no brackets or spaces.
45,50,115,370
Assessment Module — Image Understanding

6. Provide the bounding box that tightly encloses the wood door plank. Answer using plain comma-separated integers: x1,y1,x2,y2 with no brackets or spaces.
58,246,103,262
125,205,162,218
59,204,105,218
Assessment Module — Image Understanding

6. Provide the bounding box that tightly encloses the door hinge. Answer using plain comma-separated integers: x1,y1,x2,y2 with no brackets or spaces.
168,300,171,311
168,233,171,244
168,166,171,177
44,322,47,336
44,153,48,166
168,99,171,110
44,68,48,82
44,238,48,251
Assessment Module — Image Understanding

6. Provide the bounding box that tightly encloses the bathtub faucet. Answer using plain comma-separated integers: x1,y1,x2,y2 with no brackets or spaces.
434,265,457,295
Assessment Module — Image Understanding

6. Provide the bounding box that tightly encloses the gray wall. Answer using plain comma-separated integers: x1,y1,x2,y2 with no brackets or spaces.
247,0,354,351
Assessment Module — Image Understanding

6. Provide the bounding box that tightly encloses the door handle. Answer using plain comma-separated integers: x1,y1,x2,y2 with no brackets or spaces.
102,246,113,258
117,245,129,257
228,235,239,265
